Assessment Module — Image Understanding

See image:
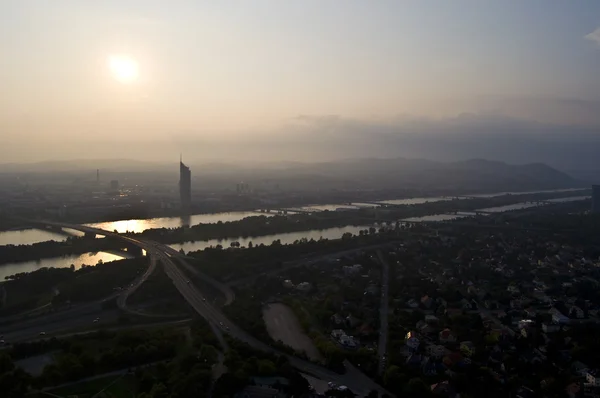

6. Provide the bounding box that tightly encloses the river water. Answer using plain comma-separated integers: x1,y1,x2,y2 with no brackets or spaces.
169,225,372,253
0,189,586,247
0,229,69,246
0,225,371,279
0,251,127,281
0,191,589,278
85,211,271,234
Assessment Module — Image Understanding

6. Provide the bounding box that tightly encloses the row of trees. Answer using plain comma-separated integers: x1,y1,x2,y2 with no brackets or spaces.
0,353,31,398
9,328,184,388
188,231,400,282
0,257,146,317
0,234,126,266
214,339,312,398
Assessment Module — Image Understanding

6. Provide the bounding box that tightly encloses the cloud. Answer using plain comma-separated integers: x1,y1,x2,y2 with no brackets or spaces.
585,27,600,46
112,16,164,27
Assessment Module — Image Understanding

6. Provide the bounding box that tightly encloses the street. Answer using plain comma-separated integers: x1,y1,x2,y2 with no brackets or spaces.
376,250,390,376
16,220,394,397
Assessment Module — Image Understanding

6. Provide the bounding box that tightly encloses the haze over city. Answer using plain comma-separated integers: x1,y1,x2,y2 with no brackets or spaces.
4,3,600,398
1,1,600,168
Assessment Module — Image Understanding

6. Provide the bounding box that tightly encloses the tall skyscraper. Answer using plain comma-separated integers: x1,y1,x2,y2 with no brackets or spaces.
593,185,600,214
179,155,192,210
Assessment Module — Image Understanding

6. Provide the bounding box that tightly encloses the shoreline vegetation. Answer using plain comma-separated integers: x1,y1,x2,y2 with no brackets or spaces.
0,190,590,269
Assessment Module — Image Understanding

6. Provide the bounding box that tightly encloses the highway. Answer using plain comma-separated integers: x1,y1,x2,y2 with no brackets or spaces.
2,309,121,343
116,255,161,316
153,243,391,397
156,243,236,306
21,220,392,397
376,250,390,376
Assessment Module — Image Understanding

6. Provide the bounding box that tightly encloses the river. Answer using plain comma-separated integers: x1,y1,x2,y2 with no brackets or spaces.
85,211,271,233
0,225,371,279
0,229,69,246
168,225,372,253
0,189,588,251
0,193,590,278
0,251,128,281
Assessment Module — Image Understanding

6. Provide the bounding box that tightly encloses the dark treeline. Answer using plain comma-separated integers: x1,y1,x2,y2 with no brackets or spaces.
0,190,588,267
0,257,146,317
0,235,129,266
186,230,401,282
132,190,590,245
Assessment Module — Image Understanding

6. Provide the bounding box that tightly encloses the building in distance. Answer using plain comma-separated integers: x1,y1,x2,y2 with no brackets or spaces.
179,156,192,211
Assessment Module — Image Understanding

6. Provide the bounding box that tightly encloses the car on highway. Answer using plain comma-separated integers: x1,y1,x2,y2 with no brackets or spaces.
39,332,46,336
186,280,190,284
0,340,5,345
202,297,206,301
93,318,100,323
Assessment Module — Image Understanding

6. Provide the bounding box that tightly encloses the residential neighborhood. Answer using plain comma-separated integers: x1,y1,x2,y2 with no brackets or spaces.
228,202,600,397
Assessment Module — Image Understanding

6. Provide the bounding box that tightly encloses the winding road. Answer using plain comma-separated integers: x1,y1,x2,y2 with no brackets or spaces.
376,250,390,376
19,220,392,397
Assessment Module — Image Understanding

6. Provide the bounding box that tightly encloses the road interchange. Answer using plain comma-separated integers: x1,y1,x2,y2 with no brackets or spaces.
16,220,392,397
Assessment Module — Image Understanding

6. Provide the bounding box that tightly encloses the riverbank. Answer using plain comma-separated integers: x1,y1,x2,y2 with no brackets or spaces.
0,190,590,278
1,187,586,233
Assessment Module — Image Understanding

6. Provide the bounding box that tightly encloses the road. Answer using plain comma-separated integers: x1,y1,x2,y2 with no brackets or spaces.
376,250,390,376
1,309,121,343
23,220,393,397
0,255,160,342
157,243,235,306
153,244,391,397
116,254,166,317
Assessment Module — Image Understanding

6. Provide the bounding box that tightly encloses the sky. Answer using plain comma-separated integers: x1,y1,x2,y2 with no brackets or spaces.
1,1,600,164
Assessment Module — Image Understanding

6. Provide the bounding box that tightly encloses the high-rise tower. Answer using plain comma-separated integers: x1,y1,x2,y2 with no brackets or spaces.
179,155,192,211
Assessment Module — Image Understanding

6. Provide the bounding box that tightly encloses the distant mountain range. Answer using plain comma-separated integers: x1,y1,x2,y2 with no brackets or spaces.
255,157,580,192
0,157,581,193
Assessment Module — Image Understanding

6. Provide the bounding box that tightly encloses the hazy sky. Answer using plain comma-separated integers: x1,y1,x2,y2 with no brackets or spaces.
1,1,600,163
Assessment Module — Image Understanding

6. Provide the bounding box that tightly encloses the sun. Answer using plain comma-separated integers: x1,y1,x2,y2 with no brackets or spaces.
108,55,139,84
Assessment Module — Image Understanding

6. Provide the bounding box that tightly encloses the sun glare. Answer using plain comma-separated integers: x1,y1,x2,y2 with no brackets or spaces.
108,55,139,84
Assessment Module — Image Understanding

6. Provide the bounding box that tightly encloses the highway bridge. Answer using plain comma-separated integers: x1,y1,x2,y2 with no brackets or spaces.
24,219,392,397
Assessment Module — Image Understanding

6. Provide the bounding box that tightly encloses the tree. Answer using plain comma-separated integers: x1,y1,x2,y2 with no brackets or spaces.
384,365,405,391
199,344,218,364
0,354,14,374
0,368,31,398
148,382,169,398
405,378,430,396
258,359,276,376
